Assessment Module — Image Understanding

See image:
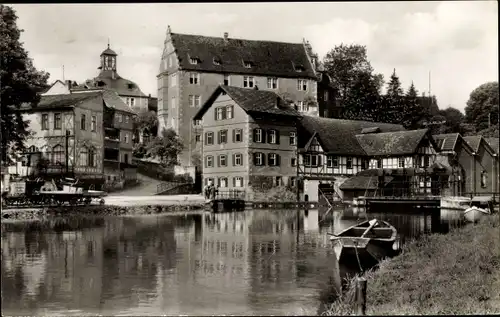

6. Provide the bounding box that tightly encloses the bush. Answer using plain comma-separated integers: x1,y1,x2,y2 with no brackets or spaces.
251,186,297,202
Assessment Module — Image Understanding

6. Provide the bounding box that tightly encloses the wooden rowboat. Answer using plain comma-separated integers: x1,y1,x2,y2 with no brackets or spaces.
464,206,490,223
328,219,400,263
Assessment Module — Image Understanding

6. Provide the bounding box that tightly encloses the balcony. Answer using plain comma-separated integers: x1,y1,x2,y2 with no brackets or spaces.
104,137,120,150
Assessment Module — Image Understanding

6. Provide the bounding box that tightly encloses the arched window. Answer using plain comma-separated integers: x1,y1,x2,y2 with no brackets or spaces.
481,171,488,188
79,147,88,166
52,145,64,164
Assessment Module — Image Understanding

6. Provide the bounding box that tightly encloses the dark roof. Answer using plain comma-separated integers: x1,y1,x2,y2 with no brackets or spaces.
355,129,429,156
169,33,316,79
463,136,482,153
102,90,136,115
101,46,117,56
193,85,301,120
298,116,404,156
20,91,103,111
485,137,499,154
74,71,147,98
433,133,459,152
340,175,394,190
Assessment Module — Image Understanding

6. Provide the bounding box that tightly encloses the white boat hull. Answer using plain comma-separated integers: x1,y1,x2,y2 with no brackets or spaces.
464,206,490,223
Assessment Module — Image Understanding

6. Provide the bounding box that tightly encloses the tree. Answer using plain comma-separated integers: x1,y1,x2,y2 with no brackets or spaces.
1,5,49,163
438,107,465,133
380,69,405,124
402,82,428,129
342,71,382,122
145,128,183,167
133,109,158,143
464,81,499,131
323,44,384,111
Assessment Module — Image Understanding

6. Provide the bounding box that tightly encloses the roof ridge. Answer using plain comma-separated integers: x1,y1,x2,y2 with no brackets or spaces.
171,32,303,46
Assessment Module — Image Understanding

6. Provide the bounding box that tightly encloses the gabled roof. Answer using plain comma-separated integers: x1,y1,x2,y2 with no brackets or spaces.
485,137,499,154
20,91,103,111
464,135,497,156
73,72,147,98
433,133,459,152
169,32,316,79
298,116,405,156
102,90,137,115
355,129,430,156
193,85,301,120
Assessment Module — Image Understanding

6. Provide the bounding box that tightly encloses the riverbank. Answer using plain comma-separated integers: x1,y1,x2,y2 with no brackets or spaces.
1,202,205,221
323,214,500,315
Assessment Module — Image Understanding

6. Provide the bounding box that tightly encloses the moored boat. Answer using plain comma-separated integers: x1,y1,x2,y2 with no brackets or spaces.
328,219,399,263
464,206,490,223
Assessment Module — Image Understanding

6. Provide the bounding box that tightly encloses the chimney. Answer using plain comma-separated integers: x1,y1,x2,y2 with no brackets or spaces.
224,32,229,42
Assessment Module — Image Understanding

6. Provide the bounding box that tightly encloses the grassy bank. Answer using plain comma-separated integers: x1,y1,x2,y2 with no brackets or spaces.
324,214,500,315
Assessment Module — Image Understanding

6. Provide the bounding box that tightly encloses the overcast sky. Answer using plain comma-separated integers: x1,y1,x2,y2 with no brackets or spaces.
10,1,498,112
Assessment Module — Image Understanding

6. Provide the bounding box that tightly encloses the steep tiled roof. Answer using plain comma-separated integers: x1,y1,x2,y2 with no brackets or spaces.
433,133,459,152
355,129,430,156
102,90,136,115
463,136,482,153
170,33,316,79
74,70,147,98
485,137,499,154
298,116,404,156
20,91,102,111
193,85,301,120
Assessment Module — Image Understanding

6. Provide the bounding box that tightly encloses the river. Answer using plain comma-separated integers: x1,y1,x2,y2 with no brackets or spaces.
1,206,463,316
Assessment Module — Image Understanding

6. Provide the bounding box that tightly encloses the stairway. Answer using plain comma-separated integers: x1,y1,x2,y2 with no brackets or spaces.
111,173,163,196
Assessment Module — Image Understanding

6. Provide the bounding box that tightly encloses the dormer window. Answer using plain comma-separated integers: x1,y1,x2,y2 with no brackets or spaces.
190,57,199,65
213,58,221,66
243,61,253,68
97,80,106,87
295,65,305,72
127,83,135,89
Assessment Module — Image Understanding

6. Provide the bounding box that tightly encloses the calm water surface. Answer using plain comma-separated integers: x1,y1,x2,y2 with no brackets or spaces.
1,207,463,316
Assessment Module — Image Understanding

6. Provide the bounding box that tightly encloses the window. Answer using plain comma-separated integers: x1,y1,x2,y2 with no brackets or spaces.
91,116,97,132
205,132,214,145
268,153,279,166
304,154,320,167
481,171,488,188
219,177,228,188
171,96,176,109
205,155,214,168
189,72,200,85
297,101,308,112
290,177,296,187
130,98,135,107
275,176,282,187
194,119,202,126
346,157,353,169
124,153,129,164
218,130,228,144
254,152,264,166
268,129,277,144
234,176,243,187
243,76,254,88
88,148,97,167
190,57,198,65
253,128,263,143
189,95,201,107
243,61,252,68
226,105,234,119
267,77,278,89
398,157,405,168
41,114,49,130
125,115,129,124
171,74,177,87
218,155,227,167
234,153,243,166
52,145,64,164
79,147,88,166
327,155,339,168
54,113,62,130
421,156,430,168
233,129,243,142
123,132,129,143
81,114,86,130
297,79,308,91
291,157,297,167
289,132,296,145
324,91,329,101
223,74,230,86
117,113,122,123
195,134,201,143
216,107,225,120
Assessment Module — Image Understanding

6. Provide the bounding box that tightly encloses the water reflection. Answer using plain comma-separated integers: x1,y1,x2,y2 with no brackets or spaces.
2,207,463,316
